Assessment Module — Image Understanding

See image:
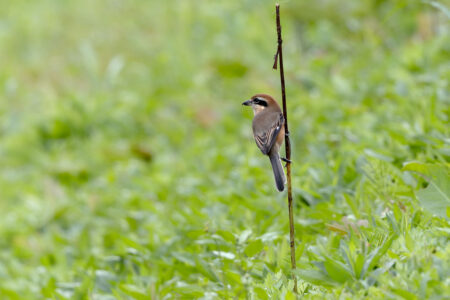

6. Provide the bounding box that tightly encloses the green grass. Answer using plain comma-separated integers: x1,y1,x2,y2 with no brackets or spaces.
0,0,449,298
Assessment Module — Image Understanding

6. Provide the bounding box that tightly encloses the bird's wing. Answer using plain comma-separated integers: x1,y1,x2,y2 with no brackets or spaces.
253,112,284,155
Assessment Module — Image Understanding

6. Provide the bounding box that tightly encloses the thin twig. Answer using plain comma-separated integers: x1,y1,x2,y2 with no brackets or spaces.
273,3,298,293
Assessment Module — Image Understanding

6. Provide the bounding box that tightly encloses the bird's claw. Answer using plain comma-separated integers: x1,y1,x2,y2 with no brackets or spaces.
281,157,292,164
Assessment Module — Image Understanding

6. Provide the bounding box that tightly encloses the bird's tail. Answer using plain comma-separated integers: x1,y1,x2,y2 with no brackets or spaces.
269,152,286,192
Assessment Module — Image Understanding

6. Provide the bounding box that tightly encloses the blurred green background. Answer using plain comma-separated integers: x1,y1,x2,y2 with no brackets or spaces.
0,0,449,298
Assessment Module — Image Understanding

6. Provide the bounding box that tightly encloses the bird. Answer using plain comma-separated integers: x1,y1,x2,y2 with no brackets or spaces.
242,94,286,192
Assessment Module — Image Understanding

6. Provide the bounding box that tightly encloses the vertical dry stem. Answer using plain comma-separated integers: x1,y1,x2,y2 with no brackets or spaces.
273,3,298,293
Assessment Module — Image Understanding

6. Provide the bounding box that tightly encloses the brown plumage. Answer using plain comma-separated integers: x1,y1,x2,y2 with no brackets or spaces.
242,94,286,191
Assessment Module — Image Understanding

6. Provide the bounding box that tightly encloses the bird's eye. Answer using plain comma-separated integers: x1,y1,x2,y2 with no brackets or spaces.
254,98,267,107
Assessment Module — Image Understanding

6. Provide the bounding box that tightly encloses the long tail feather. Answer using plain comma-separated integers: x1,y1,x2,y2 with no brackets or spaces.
269,152,286,192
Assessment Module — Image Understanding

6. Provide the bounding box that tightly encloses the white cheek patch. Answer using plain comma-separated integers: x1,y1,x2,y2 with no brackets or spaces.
252,105,266,115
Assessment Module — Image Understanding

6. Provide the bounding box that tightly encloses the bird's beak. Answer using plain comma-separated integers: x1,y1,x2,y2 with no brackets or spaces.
242,100,252,106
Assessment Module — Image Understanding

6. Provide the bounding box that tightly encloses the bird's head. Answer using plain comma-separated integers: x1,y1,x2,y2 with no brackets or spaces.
242,94,278,115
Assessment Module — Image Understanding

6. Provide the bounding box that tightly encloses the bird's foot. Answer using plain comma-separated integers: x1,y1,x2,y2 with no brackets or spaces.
281,157,292,164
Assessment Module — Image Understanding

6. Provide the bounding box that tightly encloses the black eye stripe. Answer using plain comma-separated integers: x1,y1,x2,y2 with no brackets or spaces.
253,98,268,107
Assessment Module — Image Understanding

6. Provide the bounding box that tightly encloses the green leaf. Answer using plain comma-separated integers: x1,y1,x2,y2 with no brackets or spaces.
174,284,204,297
172,252,195,266
364,149,393,162
216,230,236,243
391,288,418,300
402,161,433,176
405,163,450,219
285,290,296,300
238,229,252,244
361,234,395,279
244,240,264,257
294,269,336,287
253,287,269,300
353,253,365,279
225,270,242,285
118,284,148,300
416,171,450,219
323,256,353,283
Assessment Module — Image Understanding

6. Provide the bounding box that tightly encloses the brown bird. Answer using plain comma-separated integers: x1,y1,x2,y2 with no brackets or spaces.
242,94,286,191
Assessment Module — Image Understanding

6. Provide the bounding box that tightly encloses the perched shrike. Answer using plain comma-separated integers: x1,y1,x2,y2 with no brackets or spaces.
242,94,286,192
